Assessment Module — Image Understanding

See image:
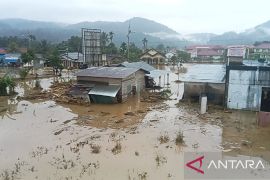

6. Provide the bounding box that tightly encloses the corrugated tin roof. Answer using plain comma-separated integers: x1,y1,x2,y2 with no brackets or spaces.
76,67,139,79
180,64,226,83
88,85,120,97
120,61,156,73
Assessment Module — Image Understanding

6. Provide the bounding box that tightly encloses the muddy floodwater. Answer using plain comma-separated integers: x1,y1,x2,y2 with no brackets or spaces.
1,65,270,180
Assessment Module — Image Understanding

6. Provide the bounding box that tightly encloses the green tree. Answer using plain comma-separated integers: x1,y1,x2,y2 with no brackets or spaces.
46,49,63,76
129,43,142,62
156,44,165,53
120,42,127,57
103,42,118,55
67,36,81,52
8,42,18,53
176,50,191,62
0,76,16,96
21,50,36,65
101,32,109,53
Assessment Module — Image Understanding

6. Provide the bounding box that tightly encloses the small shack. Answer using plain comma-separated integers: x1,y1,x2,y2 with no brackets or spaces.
75,67,146,103
225,60,270,111
225,60,270,126
181,64,226,105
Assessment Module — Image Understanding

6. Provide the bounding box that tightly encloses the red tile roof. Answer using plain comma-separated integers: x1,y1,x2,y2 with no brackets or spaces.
197,48,223,56
0,48,7,54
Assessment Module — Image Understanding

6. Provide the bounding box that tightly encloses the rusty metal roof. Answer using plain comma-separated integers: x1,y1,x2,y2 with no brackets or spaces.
76,67,139,79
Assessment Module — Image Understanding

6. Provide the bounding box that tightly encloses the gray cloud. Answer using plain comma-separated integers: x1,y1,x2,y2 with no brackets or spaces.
0,0,270,34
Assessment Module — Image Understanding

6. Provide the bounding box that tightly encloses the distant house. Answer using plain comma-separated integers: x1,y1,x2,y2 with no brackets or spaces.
185,45,225,61
75,67,147,103
4,53,21,66
252,42,270,59
61,52,84,69
140,49,166,65
101,54,124,66
226,46,247,65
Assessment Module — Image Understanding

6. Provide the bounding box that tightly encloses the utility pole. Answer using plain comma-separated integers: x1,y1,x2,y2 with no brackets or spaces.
127,22,135,61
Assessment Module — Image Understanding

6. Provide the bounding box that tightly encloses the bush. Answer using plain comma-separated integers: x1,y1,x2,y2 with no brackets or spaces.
0,76,16,96
19,69,29,80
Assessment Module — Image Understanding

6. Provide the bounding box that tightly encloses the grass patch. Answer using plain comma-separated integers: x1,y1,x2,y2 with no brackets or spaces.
91,144,101,154
111,141,122,155
158,134,170,144
175,131,184,145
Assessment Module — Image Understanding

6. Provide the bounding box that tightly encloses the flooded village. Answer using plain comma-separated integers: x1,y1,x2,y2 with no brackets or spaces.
1,21,270,180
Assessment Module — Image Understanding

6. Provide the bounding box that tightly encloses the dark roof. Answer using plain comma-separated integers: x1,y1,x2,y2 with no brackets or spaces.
120,61,156,73
76,67,139,79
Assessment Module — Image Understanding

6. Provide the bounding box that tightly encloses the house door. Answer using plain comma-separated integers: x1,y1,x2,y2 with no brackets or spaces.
261,87,270,112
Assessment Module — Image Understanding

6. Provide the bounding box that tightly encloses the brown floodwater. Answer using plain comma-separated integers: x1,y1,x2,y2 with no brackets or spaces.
0,65,270,180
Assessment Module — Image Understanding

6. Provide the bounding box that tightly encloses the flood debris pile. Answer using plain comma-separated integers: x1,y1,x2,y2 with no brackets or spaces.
18,81,90,105
140,89,171,103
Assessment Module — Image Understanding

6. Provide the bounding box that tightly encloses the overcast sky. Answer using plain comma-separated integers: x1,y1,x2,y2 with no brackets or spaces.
1,0,270,34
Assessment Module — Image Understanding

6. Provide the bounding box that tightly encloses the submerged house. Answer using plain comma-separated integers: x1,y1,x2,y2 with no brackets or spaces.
75,67,146,103
181,64,226,105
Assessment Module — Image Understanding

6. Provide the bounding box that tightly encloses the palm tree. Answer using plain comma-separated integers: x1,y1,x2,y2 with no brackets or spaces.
109,31,114,44
101,32,109,53
142,37,148,51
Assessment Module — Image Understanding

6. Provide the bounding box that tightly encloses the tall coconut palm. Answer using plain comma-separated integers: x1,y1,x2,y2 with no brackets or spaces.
142,37,148,51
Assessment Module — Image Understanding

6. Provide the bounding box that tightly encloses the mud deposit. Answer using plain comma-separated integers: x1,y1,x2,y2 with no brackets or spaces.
0,65,270,180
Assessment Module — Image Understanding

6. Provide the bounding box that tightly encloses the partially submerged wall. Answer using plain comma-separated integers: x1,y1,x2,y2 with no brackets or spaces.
183,82,225,105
